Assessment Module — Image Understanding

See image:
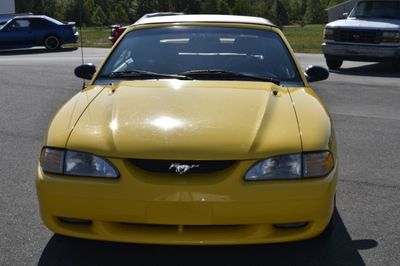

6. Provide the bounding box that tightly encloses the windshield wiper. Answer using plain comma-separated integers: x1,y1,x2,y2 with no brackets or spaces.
179,69,280,85
99,70,192,80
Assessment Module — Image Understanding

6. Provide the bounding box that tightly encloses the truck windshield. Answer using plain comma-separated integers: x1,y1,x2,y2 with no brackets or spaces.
350,1,400,19
97,26,302,84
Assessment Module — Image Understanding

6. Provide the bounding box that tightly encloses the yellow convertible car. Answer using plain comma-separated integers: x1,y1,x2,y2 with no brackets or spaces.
37,14,337,245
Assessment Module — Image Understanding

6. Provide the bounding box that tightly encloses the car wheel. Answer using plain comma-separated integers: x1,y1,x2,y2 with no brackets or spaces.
44,35,61,50
326,58,343,70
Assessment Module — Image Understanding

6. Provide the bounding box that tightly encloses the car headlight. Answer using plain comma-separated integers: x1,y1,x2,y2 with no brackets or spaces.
244,151,334,181
40,147,119,179
382,31,400,43
323,28,334,40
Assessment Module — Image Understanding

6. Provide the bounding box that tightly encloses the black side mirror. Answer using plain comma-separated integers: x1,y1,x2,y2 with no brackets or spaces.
74,64,96,80
304,65,329,82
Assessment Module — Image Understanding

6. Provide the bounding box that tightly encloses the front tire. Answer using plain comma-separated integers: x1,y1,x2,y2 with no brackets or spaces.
44,35,61,50
326,57,343,70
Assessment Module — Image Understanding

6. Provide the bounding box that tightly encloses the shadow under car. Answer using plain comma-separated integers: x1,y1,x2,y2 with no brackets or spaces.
0,47,77,56
331,62,400,78
38,209,376,266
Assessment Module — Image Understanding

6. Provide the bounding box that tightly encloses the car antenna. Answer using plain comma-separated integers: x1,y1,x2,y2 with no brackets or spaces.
79,0,85,89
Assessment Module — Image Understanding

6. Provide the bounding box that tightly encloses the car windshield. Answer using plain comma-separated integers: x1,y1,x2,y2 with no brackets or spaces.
0,20,9,30
97,26,302,84
350,1,400,19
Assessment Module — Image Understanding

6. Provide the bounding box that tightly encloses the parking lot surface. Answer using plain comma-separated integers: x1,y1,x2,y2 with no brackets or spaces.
0,48,399,265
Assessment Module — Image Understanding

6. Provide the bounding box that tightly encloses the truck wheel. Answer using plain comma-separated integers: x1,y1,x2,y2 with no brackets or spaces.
44,35,61,50
326,58,343,70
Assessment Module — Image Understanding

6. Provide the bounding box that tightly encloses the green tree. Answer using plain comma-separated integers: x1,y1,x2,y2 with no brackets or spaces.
114,3,130,24
269,0,289,26
135,0,158,19
252,0,269,19
328,0,348,7
63,0,80,25
186,0,202,14
54,0,67,21
16,0,334,28
15,0,34,13
202,0,231,14
82,0,94,25
202,0,219,13
91,5,107,26
287,0,301,23
232,0,253,16
304,0,326,24
157,0,171,11
218,0,231,14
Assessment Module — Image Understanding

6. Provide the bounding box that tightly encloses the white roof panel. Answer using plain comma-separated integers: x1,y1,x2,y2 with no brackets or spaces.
135,14,276,27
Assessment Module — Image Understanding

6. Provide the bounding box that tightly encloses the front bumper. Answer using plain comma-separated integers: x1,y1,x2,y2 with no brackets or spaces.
73,32,79,43
322,42,400,61
36,159,337,245
63,32,79,44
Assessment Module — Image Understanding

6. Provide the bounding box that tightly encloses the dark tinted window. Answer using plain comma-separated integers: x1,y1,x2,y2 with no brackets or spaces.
351,1,400,19
99,26,302,83
31,18,53,29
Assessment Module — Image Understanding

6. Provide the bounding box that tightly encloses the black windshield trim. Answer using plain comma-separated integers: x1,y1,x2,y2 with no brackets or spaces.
179,69,281,85
98,70,192,80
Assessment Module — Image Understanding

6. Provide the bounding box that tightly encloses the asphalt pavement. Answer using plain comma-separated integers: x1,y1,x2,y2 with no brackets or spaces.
0,47,399,265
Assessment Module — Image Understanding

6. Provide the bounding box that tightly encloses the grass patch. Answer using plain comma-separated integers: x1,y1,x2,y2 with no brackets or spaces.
80,27,111,48
283,24,324,53
69,25,324,53
65,27,112,48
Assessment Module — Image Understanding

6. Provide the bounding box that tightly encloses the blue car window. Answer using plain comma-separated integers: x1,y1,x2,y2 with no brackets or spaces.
11,19,31,30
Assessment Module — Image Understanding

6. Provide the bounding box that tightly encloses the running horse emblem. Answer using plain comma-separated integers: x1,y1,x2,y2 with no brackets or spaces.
169,163,200,175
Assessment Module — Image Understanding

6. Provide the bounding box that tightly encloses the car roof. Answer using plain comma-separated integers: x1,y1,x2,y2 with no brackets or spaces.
12,15,48,19
134,14,276,27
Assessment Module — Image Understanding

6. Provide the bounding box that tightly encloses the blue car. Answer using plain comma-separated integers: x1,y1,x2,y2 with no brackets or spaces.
0,15,79,50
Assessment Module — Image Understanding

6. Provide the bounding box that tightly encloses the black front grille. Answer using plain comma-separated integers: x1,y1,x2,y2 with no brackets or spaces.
130,159,236,174
334,29,381,43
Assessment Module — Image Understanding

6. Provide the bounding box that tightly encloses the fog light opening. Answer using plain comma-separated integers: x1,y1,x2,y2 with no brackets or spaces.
274,222,309,229
58,217,92,225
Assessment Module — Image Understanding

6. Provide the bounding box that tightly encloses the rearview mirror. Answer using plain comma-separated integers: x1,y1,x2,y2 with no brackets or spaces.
304,65,329,82
342,12,348,18
74,64,96,80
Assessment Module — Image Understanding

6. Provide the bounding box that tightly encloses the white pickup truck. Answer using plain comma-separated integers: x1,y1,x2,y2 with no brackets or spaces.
322,0,400,70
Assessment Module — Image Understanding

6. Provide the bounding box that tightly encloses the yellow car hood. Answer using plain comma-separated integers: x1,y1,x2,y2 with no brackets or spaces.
67,80,301,160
